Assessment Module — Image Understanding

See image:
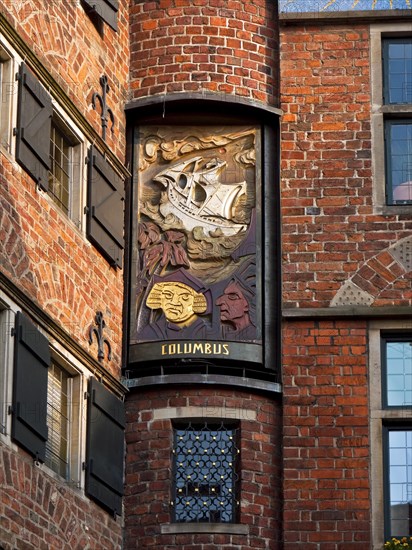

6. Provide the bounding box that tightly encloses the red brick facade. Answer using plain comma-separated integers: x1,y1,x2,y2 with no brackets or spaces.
0,445,122,549
1,1,412,548
129,0,279,105
283,321,370,548
0,0,128,547
125,387,282,549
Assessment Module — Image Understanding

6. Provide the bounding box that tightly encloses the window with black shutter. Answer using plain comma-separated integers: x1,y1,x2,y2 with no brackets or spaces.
11,312,50,462
86,145,125,268
15,63,52,191
85,377,125,515
82,0,119,31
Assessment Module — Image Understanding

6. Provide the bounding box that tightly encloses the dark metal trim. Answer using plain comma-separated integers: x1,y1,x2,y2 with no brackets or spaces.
125,92,282,119
0,14,129,179
129,342,262,364
123,373,282,395
0,271,126,397
124,107,281,377
91,75,115,141
263,124,281,373
88,311,112,362
280,9,412,26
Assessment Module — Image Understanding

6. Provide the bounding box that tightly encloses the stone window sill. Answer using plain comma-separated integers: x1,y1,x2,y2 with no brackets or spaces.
161,524,249,535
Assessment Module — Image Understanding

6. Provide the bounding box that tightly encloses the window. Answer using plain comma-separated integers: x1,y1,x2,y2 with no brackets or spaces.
8,311,125,513
48,118,82,225
382,336,412,539
383,39,412,205
370,27,412,211
384,427,412,538
0,45,13,152
370,324,412,547
172,422,240,523
383,336,412,407
45,361,72,478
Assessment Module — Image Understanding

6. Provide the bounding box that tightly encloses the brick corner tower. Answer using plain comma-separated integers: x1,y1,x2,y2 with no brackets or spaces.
124,1,282,548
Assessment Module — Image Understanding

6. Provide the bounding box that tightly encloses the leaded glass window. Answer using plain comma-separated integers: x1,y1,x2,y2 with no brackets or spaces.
383,337,412,407
383,38,412,205
49,122,72,215
172,422,240,523
385,428,412,538
45,362,71,478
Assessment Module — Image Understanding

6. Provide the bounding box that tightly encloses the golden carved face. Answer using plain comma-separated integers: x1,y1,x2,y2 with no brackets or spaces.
146,282,207,325
161,284,195,323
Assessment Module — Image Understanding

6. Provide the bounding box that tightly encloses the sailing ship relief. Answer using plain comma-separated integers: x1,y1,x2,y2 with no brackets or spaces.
154,156,247,236
131,126,259,352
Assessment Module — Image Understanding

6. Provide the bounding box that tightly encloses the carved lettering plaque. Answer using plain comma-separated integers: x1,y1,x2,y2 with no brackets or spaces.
129,126,262,364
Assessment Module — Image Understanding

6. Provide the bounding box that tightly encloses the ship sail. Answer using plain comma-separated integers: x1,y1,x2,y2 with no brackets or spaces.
153,156,247,236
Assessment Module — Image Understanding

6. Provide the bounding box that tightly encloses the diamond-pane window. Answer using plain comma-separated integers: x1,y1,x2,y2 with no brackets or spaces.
172,422,240,523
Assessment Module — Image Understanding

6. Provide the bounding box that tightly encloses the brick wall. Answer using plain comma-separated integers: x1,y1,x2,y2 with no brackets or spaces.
0,149,123,375
280,24,412,308
282,320,370,549
129,0,279,106
0,0,129,159
0,445,122,550
125,386,282,549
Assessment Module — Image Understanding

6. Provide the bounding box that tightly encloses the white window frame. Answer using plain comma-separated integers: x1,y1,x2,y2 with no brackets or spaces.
369,319,412,550
48,107,87,231
370,23,412,214
0,292,91,491
0,42,14,154
0,30,89,233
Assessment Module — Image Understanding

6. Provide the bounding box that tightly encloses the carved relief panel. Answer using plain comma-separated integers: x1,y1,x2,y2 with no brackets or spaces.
129,125,262,364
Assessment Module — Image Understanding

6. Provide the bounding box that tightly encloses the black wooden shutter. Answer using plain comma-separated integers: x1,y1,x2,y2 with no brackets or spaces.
82,0,119,31
85,377,125,515
11,312,50,462
86,145,125,268
15,63,52,191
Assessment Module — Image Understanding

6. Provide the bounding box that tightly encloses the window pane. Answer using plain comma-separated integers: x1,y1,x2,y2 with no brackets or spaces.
172,422,239,523
49,123,71,215
385,122,412,205
388,430,412,537
386,340,412,406
45,362,70,478
384,39,412,104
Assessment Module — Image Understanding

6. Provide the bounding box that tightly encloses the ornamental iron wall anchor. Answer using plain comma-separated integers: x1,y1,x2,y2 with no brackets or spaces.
88,311,112,362
91,75,115,141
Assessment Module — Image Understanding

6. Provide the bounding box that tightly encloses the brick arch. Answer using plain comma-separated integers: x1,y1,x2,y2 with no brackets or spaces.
0,165,38,298
331,235,412,308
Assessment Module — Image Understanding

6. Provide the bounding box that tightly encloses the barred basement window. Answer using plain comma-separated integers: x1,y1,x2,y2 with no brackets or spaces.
172,422,240,523
45,362,71,478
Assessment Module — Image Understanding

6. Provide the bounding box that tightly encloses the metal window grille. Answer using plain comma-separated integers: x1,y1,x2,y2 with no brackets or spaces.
45,362,71,478
172,421,240,523
49,123,71,215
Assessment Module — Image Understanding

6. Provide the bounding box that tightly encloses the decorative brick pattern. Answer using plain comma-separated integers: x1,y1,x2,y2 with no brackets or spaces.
331,236,412,308
282,320,370,549
280,25,412,308
129,0,279,105
0,157,123,373
0,0,129,159
125,386,282,549
0,445,122,549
